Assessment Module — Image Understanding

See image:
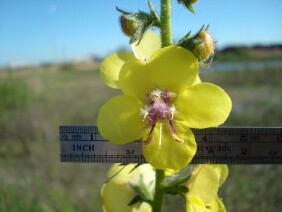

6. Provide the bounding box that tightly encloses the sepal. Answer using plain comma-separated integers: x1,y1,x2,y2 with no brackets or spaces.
128,195,142,206
164,165,194,195
129,175,154,205
177,0,199,14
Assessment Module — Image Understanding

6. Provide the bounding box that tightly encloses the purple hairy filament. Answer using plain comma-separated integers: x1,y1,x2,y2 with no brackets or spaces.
141,89,184,145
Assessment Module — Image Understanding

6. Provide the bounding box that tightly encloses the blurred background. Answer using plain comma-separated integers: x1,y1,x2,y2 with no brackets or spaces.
0,0,282,211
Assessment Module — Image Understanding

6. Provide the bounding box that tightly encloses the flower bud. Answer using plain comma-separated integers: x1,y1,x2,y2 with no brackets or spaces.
192,31,215,61
119,14,138,37
117,6,159,44
178,27,215,62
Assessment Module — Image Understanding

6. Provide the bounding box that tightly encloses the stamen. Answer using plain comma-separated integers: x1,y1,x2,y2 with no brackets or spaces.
169,120,184,143
168,106,176,120
143,111,148,121
140,107,149,121
151,89,161,98
171,132,184,143
142,89,183,144
143,134,153,145
143,123,156,145
160,90,176,103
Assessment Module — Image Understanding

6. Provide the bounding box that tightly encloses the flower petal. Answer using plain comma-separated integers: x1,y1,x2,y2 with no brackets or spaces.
185,197,206,212
175,82,232,128
149,46,199,93
188,165,219,205
193,75,201,85
210,165,229,187
131,30,161,61
107,163,155,185
97,95,146,144
209,197,226,212
102,164,154,212
102,163,154,212
100,52,135,88
102,182,152,212
142,121,197,171
185,196,226,212
119,59,155,100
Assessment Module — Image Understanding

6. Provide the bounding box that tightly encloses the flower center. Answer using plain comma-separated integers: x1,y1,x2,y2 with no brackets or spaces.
141,89,184,144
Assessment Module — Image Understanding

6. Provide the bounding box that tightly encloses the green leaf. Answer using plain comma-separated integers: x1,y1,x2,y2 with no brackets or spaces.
129,175,154,204
165,165,194,188
128,195,142,206
165,185,189,195
177,0,197,14
187,4,195,14
148,0,160,26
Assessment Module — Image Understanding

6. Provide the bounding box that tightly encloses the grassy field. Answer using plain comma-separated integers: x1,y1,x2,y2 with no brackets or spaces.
0,65,281,211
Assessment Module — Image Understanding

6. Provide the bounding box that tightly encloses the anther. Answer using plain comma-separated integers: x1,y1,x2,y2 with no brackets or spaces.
169,120,184,143
143,123,156,145
143,134,154,145
171,132,184,143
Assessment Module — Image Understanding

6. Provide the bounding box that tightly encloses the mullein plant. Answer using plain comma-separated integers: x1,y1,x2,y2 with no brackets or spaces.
98,0,232,211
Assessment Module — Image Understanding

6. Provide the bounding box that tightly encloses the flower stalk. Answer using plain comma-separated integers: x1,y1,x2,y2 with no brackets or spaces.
152,0,173,211
152,169,165,212
160,0,173,47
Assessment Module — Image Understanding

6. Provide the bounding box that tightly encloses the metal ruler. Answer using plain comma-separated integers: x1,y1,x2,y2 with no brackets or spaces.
59,125,282,164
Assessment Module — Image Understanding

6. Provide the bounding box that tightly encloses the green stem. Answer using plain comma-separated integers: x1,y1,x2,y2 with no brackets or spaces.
160,0,173,47
152,1,173,211
152,169,165,212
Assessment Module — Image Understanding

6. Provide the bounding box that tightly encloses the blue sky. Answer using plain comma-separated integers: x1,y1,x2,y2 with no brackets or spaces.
0,0,282,66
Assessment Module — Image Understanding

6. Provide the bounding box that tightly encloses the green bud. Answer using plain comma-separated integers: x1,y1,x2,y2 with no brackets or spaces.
178,26,215,62
116,3,160,44
192,31,215,61
120,14,138,37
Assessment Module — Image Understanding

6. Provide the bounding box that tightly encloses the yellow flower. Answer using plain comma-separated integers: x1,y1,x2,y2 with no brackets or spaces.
101,164,155,212
98,39,231,171
184,165,228,212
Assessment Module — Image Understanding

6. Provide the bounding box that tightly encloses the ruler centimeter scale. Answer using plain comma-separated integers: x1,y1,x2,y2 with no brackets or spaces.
59,126,282,164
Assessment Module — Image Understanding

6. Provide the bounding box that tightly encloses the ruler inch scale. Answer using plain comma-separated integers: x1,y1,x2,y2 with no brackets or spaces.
59,125,282,164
